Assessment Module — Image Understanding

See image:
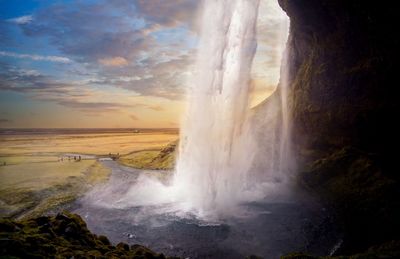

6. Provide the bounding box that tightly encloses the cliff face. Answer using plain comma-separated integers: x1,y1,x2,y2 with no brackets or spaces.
277,0,400,254
280,0,399,161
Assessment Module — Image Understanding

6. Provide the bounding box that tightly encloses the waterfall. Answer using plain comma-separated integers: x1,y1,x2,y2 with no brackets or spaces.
105,0,291,221
173,0,261,217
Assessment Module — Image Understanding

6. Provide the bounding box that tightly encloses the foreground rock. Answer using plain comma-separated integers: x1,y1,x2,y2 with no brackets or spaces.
281,240,400,259
0,211,176,258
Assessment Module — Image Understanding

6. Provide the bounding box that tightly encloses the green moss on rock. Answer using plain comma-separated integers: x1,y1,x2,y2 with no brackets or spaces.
0,211,177,258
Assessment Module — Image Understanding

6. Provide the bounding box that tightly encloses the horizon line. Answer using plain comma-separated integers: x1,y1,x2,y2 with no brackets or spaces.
0,127,180,130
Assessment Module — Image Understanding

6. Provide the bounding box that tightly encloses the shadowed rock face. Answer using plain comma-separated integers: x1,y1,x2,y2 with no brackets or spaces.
276,0,400,255
279,0,399,161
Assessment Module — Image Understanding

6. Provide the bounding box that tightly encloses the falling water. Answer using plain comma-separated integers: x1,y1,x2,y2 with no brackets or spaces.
173,0,261,217
90,0,292,221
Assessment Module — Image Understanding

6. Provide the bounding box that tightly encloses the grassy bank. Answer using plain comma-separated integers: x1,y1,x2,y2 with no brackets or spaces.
0,160,110,219
118,140,178,170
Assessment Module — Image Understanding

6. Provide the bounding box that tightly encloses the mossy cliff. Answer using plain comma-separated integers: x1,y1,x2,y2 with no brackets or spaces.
276,0,400,256
0,211,175,258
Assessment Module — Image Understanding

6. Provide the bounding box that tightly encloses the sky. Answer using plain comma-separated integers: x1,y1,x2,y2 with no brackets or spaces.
0,0,288,128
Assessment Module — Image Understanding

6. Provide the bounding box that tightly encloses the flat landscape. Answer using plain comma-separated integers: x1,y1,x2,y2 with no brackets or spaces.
0,128,178,219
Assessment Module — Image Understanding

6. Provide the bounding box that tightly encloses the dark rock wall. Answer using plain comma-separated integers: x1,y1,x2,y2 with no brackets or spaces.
277,0,400,254
280,0,399,161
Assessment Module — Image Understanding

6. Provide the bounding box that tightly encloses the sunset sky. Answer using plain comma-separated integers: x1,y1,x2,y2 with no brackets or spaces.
0,0,288,128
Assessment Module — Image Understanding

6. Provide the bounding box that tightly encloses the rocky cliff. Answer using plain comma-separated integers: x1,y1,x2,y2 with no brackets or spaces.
277,0,400,255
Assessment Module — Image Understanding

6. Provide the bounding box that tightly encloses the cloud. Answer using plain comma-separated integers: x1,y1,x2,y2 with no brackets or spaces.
0,65,122,112
99,56,128,67
0,64,172,115
57,100,132,113
20,2,153,63
0,66,49,92
130,114,139,120
8,1,197,100
0,51,71,63
148,105,164,111
255,0,289,69
7,15,33,25
0,118,12,123
88,52,193,100
1,0,287,105
135,0,199,28
0,0,290,129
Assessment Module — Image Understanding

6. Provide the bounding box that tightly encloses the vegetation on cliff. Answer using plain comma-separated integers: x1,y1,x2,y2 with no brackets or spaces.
0,211,175,258
119,140,178,170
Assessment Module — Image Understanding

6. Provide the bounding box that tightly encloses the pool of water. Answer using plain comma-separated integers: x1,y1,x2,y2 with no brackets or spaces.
73,161,340,258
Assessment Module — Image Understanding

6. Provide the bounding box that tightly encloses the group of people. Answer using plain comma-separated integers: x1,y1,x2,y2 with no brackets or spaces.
59,155,82,162
108,152,120,160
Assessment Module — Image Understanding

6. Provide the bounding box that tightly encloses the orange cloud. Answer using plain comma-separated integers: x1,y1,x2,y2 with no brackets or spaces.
99,56,128,67
148,105,164,111
130,114,139,121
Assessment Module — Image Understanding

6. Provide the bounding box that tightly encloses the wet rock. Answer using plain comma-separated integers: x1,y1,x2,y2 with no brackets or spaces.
117,242,130,251
281,240,400,258
34,216,50,226
130,244,167,258
0,219,18,232
281,253,317,259
246,255,263,259
98,234,111,246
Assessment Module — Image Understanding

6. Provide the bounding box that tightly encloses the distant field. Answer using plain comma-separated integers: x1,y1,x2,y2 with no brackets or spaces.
0,130,178,157
0,128,179,219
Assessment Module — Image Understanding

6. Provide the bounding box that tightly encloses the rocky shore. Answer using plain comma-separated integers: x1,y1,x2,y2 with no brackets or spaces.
0,211,175,258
